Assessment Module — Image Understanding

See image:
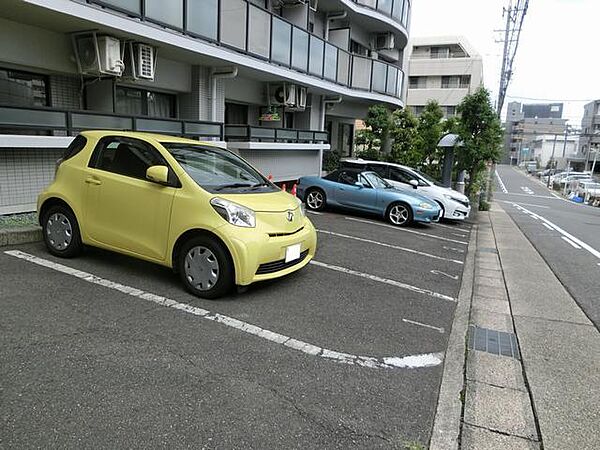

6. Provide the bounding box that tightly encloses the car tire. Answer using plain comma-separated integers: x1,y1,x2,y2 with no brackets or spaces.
178,235,234,299
42,204,83,258
386,202,413,227
305,188,326,211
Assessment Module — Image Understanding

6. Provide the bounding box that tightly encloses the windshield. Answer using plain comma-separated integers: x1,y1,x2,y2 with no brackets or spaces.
163,143,276,193
362,171,392,189
412,168,443,187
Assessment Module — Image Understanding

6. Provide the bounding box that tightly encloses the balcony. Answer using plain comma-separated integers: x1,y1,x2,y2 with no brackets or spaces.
86,0,404,99
225,126,328,144
352,0,411,29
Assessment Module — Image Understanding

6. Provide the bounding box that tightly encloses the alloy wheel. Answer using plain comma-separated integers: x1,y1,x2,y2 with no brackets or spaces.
389,204,410,225
184,246,220,291
46,212,73,251
306,190,324,210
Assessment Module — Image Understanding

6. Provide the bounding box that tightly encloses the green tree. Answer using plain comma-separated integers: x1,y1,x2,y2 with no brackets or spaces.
388,108,422,166
455,87,503,196
416,100,445,177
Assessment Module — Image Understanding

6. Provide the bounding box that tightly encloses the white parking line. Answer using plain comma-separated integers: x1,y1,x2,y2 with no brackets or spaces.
345,217,469,245
511,204,600,260
430,270,459,281
434,222,471,232
499,200,550,209
443,246,465,254
495,170,508,193
316,229,464,265
496,192,556,199
307,210,323,215
310,260,456,302
561,236,582,249
4,250,444,370
402,319,445,334
542,223,554,231
551,193,561,199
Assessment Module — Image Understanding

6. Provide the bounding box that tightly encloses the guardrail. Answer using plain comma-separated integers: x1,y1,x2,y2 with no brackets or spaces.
87,0,404,99
0,104,224,139
225,125,328,143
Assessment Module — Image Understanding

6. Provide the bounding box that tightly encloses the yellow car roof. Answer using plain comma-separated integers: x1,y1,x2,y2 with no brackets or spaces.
79,130,219,147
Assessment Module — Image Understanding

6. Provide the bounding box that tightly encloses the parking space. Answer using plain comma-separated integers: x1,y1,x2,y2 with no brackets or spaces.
1,210,471,448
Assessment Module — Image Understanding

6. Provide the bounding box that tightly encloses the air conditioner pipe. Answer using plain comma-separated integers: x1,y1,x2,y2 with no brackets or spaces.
324,11,347,41
320,96,343,131
210,67,238,123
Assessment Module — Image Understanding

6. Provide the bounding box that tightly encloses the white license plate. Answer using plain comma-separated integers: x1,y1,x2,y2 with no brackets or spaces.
285,244,301,263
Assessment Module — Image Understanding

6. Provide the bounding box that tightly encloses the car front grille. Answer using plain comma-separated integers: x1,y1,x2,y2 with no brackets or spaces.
268,226,304,238
256,249,309,275
456,199,470,209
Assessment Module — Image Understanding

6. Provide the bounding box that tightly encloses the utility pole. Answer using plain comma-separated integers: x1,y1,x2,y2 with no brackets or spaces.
547,133,557,187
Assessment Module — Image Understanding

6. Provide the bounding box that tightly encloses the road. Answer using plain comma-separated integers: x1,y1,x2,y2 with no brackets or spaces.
493,164,600,329
0,211,472,448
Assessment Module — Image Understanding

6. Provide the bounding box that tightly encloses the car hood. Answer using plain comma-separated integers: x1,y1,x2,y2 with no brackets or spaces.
433,185,469,202
218,191,300,212
388,188,438,206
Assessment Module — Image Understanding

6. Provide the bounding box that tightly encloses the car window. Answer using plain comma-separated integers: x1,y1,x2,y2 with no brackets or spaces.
389,168,415,184
338,170,358,185
91,137,167,180
324,170,340,181
63,135,87,161
362,172,390,189
366,164,388,178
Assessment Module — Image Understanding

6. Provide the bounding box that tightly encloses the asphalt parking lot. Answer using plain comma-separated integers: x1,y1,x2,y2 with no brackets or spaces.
0,211,472,448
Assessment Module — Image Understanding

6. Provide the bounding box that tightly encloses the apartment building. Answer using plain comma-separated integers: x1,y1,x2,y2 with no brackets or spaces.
579,100,600,173
503,101,567,165
0,0,411,214
531,134,579,169
406,36,483,117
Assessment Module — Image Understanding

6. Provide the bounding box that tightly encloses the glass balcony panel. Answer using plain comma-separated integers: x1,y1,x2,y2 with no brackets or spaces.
248,5,271,58
220,0,247,50
351,56,371,90
337,50,350,85
386,66,398,95
272,18,292,65
392,0,403,23
323,43,337,81
403,0,410,27
71,113,132,130
145,0,183,28
356,0,377,8
397,70,404,97
187,0,218,39
372,61,387,93
309,36,324,76
291,27,309,71
378,0,393,15
97,0,140,14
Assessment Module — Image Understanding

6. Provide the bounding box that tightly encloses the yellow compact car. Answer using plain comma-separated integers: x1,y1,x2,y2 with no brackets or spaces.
38,131,317,299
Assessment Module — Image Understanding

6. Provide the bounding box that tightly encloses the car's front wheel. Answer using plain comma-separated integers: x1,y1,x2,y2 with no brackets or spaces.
387,202,412,227
305,188,326,211
42,204,82,258
178,235,234,299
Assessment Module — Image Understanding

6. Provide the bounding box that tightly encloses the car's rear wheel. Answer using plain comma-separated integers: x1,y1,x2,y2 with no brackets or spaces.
42,205,82,258
387,202,412,227
178,235,234,299
305,188,326,211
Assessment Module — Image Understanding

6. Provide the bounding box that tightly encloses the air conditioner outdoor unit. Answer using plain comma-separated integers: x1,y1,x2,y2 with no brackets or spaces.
374,33,395,50
74,33,124,76
135,43,155,79
270,83,296,106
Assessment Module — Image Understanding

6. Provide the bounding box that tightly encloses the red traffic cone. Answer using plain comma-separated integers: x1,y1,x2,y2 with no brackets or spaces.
282,183,287,192
291,183,297,197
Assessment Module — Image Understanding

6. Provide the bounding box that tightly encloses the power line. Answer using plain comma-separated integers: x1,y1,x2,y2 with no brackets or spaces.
507,95,596,102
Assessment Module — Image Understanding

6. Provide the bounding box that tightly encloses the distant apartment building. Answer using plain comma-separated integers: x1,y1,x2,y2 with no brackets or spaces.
578,100,600,173
531,134,579,169
503,101,567,165
0,0,412,214
406,36,483,117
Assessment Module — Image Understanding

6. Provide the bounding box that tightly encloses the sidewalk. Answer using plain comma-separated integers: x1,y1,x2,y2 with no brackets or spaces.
455,204,600,449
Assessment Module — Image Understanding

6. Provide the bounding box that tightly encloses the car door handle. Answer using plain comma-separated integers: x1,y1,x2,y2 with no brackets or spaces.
85,177,102,185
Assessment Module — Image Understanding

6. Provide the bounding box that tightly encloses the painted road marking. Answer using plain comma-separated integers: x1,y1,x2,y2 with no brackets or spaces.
495,170,508,193
345,217,469,245
521,186,535,195
434,222,471,232
499,200,550,209
430,270,459,281
561,236,582,250
402,319,445,334
4,250,443,370
511,204,600,260
496,192,556,199
451,232,467,238
316,229,464,264
444,245,465,254
307,210,323,215
542,223,554,231
310,260,456,302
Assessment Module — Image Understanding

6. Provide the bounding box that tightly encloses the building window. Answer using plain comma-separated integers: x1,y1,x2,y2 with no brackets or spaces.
225,102,248,124
115,86,175,118
445,106,456,116
350,40,369,57
409,76,427,89
0,68,48,107
411,105,424,116
338,123,354,157
441,75,470,89
430,46,450,59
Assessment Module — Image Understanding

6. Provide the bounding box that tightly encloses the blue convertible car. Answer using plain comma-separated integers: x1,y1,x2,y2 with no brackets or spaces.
297,169,441,226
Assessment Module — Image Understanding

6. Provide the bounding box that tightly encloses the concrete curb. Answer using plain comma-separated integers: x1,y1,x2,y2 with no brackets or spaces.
429,222,478,450
0,226,43,247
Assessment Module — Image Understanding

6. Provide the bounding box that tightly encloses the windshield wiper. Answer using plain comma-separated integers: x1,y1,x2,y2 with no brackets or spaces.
251,182,270,188
215,183,252,191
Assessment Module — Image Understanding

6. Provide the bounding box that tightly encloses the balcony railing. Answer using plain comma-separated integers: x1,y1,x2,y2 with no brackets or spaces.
353,0,411,29
87,0,404,99
0,104,224,139
225,125,328,143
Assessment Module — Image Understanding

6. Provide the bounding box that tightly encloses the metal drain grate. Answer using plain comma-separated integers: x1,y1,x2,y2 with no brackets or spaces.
468,325,520,359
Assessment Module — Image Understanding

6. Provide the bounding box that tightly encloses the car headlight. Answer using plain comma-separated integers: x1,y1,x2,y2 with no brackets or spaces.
210,198,256,228
296,197,306,217
419,202,434,210
444,194,467,204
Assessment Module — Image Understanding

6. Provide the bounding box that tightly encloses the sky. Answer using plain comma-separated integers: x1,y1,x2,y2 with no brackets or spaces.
409,0,600,125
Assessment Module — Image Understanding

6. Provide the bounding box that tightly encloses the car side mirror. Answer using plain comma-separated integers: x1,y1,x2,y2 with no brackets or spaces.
146,165,169,185
409,179,419,189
